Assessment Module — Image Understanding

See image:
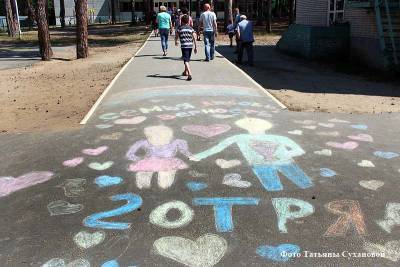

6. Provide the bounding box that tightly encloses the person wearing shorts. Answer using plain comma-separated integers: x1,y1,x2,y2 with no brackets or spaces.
175,15,197,81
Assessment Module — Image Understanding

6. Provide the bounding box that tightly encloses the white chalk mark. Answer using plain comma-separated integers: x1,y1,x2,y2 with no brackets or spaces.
73,230,106,249
150,200,194,229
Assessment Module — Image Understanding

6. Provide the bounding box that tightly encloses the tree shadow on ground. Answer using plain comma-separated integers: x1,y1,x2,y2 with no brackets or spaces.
217,44,400,98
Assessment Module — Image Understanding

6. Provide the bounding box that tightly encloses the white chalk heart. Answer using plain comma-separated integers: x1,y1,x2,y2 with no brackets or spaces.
42,258,90,267
318,123,335,128
288,130,303,135
357,160,375,168
314,149,332,156
73,231,105,249
293,120,315,125
328,118,350,123
114,116,146,125
153,234,227,267
223,173,252,188
364,240,400,262
215,159,241,169
316,131,340,137
302,125,317,130
359,180,384,191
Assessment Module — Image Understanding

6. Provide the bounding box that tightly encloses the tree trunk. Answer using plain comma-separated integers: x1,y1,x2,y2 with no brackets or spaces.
131,0,136,25
36,0,53,60
289,0,295,24
224,0,233,28
75,0,89,59
27,0,36,31
60,0,66,27
110,0,116,24
5,0,18,37
266,0,272,33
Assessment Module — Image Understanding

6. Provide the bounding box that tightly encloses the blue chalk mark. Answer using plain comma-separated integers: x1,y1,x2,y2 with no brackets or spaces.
257,243,301,262
186,181,208,192
272,198,314,233
101,260,119,267
374,151,399,159
192,197,260,232
95,175,123,188
320,168,337,177
351,124,368,130
253,164,313,191
84,193,142,230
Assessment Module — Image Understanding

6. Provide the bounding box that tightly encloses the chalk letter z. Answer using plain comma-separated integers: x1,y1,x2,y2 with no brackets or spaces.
84,193,142,230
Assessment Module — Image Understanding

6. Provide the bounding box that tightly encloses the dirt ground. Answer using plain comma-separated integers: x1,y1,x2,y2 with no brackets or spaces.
217,32,400,114
0,24,149,133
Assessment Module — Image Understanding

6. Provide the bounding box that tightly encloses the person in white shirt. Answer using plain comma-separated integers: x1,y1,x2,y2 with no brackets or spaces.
199,3,218,61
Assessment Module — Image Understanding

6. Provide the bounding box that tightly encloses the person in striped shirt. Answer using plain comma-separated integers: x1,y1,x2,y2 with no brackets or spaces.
175,15,197,81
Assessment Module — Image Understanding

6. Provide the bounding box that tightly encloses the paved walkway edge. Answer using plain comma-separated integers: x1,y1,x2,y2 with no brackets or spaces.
80,33,152,124
216,50,288,109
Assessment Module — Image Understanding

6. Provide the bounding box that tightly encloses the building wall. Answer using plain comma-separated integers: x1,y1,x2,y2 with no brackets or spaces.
344,7,378,39
296,0,328,26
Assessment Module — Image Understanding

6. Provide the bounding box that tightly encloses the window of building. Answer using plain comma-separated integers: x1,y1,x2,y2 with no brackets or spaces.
328,0,345,25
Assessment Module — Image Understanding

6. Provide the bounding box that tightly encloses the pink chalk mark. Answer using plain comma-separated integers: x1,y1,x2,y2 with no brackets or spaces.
63,157,84,167
0,171,54,197
182,124,231,138
348,134,373,143
82,146,109,156
326,141,359,150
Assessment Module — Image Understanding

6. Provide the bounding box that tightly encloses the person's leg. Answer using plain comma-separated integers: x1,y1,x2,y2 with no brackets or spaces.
165,30,169,54
229,36,233,47
237,41,244,64
203,32,211,61
158,170,177,189
160,29,167,54
252,165,283,191
234,35,240,53
210,32,215,60
136,172,153,189
277,163,313,189
247,42,254,65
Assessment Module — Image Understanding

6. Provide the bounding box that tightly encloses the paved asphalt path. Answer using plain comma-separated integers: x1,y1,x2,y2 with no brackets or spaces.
1,35,400,267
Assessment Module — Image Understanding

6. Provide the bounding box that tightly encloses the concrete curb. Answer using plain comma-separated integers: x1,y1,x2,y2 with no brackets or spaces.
80,32,152,124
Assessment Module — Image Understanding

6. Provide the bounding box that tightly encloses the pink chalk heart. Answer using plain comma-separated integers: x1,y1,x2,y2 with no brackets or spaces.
63,157,84,167
0,171,54,197
326,141,359,150
114,116,146,125
348,134,373,142
182,124,231,138
82,146,109,156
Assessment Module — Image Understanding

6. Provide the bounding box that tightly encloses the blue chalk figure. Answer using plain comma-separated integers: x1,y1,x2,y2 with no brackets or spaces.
193,118,313,191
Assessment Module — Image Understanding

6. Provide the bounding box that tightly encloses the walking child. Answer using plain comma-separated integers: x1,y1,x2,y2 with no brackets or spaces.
175,15,197,81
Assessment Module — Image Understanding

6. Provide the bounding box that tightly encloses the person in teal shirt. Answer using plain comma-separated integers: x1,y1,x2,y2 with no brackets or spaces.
192,118,313,191
157,6,173,56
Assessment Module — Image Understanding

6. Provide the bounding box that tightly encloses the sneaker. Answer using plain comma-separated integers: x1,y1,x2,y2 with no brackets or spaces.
204,59,210,62
187,75,192,81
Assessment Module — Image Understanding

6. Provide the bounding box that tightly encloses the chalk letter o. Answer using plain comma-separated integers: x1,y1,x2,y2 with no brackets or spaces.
150,201,194,229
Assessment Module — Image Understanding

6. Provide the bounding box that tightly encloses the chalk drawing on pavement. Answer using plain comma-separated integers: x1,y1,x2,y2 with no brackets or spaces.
88,161,114,171
376,203,400,233
84,193,142,230
0,171,54,197
288,130,303,135
82,146,109,156
326,141,358,150
96,124,114,129
324,200,367,237
320,168,337,178
222,173,252,188
316,131,340,137
348,134,373,142
359,180,384,191
374,151,399,159
193,118,313,191
153,233,227,267
186,181,208,191
182,124,231,138
272,198,314,233
126,125,194,189
318,123,335,128
47,200,84,216
188,170,208,178
114,116,147,125
99,132,123,141
56,178,86,197
357,160,375,168
63,157,84,167
351,124,368,130
314,149,332,156
150,200,194,229
73,230,106,249
215,159,241,169
42,258,90,267
95,176,123,188
364,240,400,262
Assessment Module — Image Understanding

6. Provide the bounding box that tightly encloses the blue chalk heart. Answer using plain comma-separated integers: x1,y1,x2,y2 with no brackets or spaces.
186,181,208,192
374,151,399,159
101,260,119,267
95,175,123,187
351,124,368,130
257,243,301,262
320,168,337,177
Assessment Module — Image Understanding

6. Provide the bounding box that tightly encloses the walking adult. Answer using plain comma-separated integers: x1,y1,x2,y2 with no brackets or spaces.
236,15,254,66
157,6,173,56
199,3,217,61
233,8,241,53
